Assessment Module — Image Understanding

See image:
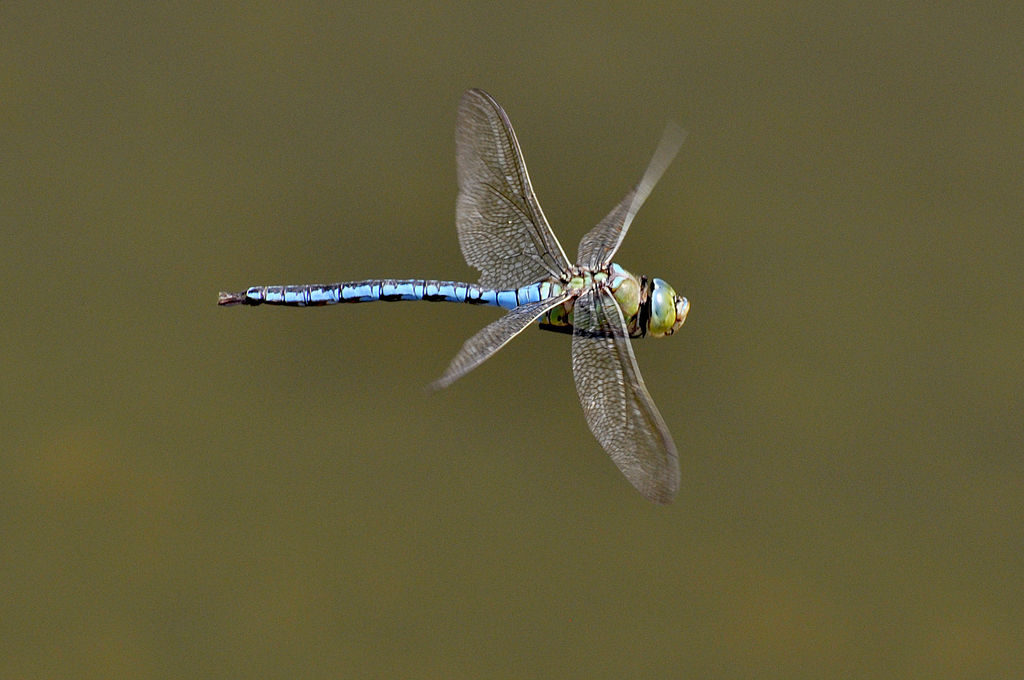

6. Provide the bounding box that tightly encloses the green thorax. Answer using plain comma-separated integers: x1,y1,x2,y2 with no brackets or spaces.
538,263,649,337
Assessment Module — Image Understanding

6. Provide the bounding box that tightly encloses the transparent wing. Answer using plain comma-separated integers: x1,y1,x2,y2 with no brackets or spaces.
571,288,680,503
431,293,570,390
577,122,687,269
456,89,572,289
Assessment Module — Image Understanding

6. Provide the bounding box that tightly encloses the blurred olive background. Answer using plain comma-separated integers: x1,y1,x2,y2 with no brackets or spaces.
3,3,1021,678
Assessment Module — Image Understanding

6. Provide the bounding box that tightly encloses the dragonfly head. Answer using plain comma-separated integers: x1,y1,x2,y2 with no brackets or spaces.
647,278,689,338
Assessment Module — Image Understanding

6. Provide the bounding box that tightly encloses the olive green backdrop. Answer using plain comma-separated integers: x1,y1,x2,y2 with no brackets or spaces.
3,3,1021,678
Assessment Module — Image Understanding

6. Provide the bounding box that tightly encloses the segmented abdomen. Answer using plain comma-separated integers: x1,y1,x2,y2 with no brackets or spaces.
220,278,561,310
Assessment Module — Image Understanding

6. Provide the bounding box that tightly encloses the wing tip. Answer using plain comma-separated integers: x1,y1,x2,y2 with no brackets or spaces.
644,484,679,505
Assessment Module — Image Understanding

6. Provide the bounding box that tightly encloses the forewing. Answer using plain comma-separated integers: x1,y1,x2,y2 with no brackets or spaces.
577,122,686,269
571,288,680,503
431,294,570,390
456,89,572,289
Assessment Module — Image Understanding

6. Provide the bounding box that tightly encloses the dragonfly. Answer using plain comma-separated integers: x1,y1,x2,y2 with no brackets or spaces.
219,89,689,503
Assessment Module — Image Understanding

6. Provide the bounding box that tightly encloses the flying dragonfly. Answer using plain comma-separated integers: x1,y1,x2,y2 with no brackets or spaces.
219,88,690,503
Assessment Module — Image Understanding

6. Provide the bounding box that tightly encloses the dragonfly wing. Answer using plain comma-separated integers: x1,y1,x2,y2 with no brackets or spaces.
456,89,572,289
571,288,680,503
576,122,686,269
431,294,570,390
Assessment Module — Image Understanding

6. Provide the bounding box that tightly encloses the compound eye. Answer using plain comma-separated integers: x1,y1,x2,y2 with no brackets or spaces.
648,278,677,337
